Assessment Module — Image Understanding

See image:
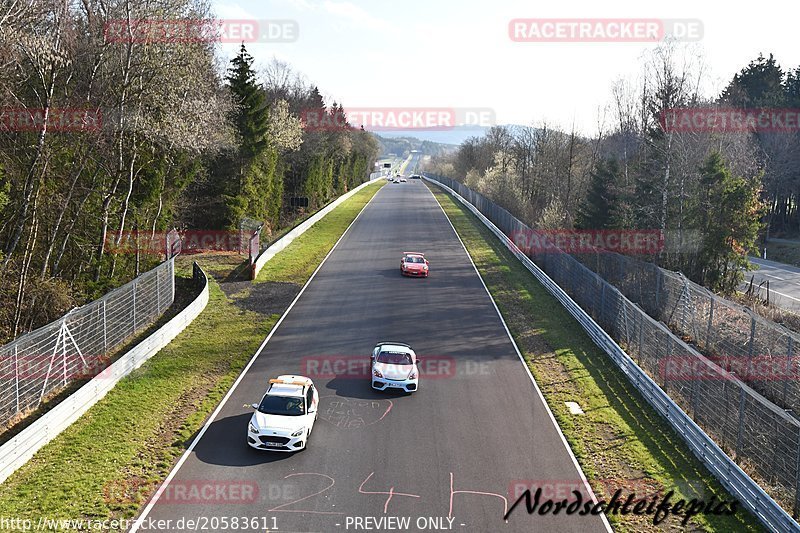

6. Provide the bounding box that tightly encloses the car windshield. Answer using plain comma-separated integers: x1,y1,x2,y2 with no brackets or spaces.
376,351,413,364
258,395,305,416
405,256,424,263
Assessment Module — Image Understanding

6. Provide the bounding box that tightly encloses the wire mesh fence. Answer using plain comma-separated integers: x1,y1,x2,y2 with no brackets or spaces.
426,173,800,517
0,257,176,430
573,252,800,416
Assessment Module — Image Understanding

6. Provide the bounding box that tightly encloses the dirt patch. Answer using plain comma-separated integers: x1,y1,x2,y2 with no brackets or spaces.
222,281,301,317
105,377,215,517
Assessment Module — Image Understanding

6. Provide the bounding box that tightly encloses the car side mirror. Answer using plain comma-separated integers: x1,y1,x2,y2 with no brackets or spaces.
246,403,258,410
308,406,317,414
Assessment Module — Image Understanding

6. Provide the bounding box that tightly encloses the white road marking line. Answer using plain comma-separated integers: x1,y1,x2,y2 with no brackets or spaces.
750,286,800,304
425,183,613,532
130,183,385,532
754,271,787,281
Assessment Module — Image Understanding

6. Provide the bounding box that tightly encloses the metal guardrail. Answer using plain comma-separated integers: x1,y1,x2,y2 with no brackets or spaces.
0,262,210,485
425,175,800,532
251,175,383,280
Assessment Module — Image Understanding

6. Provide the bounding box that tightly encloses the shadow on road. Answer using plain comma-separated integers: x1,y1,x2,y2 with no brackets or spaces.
324,374,411,400
193,413,296,467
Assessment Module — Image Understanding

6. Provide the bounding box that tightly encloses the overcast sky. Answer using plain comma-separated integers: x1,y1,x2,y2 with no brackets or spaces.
211,0,800,137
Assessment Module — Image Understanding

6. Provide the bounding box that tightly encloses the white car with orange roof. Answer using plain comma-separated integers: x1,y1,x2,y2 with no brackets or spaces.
246,375,319,451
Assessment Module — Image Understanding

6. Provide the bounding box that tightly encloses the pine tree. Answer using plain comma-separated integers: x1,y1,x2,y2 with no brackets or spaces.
786,67,800,107
220,44,276,227
720,54,785,108
693,152,764,294
226,44,270,157
577,158,620,230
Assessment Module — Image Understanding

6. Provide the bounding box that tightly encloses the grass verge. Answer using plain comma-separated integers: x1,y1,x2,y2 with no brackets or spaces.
427,183,763,532
765,241,800,267
0,181,384,530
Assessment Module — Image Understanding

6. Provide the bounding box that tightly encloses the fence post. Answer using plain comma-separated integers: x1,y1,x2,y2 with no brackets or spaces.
794,422,800,517
735,386,747,457
132,278,137,333
14,344,19,413
157,266,162,313
706,297,715,347
680,277,689,333
664,336,674,390
102,299,108,358
785,337,793,407
637,313,644,366
599,277,606,325
654,270,662,312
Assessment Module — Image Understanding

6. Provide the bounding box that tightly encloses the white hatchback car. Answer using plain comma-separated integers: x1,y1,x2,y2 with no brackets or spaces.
371,342,420,393
246,375,319,452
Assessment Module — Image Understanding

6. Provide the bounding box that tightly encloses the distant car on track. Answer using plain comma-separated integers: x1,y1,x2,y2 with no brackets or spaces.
246,375,319,452
399,176,407,182
409,174,422,179
401,252,429,277
371,342,420,392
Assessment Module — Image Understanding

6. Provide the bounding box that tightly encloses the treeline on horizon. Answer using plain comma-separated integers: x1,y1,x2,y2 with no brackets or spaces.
425,44,800,295
0,0,379,343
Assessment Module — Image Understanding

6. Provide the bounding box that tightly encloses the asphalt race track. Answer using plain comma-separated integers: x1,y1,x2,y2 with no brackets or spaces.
134,159,610,532
745,257,800,313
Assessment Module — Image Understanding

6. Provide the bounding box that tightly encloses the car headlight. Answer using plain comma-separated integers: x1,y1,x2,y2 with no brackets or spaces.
291,427,306,437
249,422,258,433
373,368,383,378
423,265,428,270
408,371,417,380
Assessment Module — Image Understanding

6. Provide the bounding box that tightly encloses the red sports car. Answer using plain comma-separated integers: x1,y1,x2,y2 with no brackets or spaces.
401,252,429,277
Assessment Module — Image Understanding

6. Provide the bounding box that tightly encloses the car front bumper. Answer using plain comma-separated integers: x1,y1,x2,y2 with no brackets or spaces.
247,430,306,452
371,376,418,392
401,269,428,277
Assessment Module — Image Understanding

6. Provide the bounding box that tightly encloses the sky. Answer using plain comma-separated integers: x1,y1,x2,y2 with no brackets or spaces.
211,0,800,137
